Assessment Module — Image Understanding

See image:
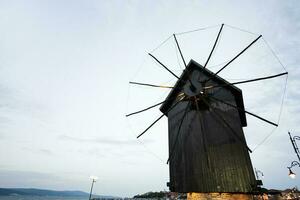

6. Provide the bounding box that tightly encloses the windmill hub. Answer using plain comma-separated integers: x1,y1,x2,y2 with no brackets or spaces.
189,83,197,92
183,79,204,97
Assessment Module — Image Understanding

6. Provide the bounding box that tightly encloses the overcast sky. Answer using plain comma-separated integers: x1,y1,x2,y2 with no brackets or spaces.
0,0,299,197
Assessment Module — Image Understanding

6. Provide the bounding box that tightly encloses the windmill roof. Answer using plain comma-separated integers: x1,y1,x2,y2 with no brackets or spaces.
160,59,247,127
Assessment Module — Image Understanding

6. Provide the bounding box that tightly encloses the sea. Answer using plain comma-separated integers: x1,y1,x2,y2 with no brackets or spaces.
0,196,89,200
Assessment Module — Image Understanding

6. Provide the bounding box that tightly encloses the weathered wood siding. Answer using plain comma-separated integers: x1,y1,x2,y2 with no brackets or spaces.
167,64,256,193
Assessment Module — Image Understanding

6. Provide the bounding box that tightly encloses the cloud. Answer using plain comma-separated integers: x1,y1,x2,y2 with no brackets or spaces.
0,169,89,192
57,134,153,146
38,149,54,156
22,147,54,156
0,170,59,188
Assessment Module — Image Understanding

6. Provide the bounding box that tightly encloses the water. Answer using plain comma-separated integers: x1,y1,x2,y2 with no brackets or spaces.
0,196,88,200
0,197,167,200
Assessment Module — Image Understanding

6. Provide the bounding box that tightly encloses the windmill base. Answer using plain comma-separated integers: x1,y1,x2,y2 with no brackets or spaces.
187,193,262,200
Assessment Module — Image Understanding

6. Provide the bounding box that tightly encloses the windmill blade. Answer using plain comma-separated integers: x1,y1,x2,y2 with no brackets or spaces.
173,34,187,67
148,53,180,79
173,34,197,91
194,97,210,166
204,23,224,68
201,97,252,153
209,95,278,127
205,35,262,83
129,81,173,89
126,100,165,117
167,101,191,164
136,99,183,138
136,114,164,139
204,72,288,89
210,107,253,153
126,93,185,117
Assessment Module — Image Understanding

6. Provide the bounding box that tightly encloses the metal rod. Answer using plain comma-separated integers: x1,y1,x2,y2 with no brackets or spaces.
148,53,179,79
255,168,259,180
167,101,190,164
129,81,173,89
173,34,187,67
209,96,278,127
288,132,300,163
205,35,262,83
288,160,300,169
255,168,264,180
204,72,288,89
137,99,182,138
89,179,96,200
204,24,224,68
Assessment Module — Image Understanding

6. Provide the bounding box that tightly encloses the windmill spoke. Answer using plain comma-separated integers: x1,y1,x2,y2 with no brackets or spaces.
148,53,180,79
201,97,252,153
129,81,173,89
173,34,187,67
167,101,191,164
126,100,165,117
194,97,210,166
204,72,288,90
212,108,253,153
205,35,262,83
194,98,208,154
137,99,182,138
172,34,198,91
126,93,186,117
208,95,278,127
136,114,164,139
204,24,224,68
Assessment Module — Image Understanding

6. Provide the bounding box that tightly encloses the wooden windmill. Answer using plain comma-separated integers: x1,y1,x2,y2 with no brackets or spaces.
126,24,288,196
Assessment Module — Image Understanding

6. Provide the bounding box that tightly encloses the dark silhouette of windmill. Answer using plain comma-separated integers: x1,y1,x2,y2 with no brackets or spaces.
126,24,288,193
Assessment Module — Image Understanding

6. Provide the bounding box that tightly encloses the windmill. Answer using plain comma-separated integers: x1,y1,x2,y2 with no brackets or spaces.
126,24,288,195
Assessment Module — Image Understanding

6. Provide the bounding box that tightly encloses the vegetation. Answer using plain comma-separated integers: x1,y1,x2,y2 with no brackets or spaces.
133,191,166,198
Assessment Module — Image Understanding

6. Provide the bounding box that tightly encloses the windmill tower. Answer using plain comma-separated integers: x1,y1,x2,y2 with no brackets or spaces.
160,59,256,193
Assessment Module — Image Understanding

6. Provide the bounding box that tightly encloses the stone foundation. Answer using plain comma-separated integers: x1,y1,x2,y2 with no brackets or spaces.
187,193,260,200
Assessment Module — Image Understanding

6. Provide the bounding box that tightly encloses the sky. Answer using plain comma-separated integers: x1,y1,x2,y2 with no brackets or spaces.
0,0,299,197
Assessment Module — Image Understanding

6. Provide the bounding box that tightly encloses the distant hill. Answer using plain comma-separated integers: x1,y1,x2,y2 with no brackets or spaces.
0,188,120,199
0,188,89,196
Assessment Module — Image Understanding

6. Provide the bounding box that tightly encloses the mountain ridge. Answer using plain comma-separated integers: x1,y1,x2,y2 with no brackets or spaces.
0,188,117,198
